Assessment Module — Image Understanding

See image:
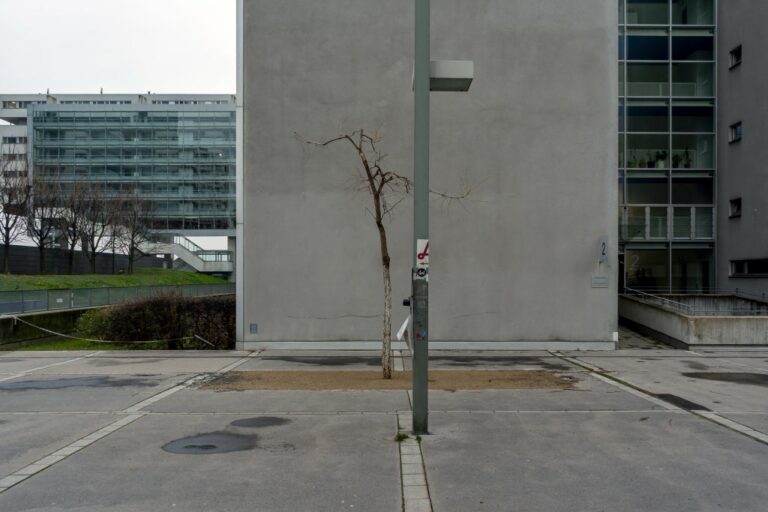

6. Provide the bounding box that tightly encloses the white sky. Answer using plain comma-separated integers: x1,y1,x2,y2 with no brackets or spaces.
0,0,236,250
0,0,236,94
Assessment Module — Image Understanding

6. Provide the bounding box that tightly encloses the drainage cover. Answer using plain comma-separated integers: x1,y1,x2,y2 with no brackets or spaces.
162,432,256,454
230,416,290,428
653,393,710,411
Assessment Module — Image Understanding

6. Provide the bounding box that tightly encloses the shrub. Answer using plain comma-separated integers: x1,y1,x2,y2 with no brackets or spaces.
74,294,235,350
74,308,112,340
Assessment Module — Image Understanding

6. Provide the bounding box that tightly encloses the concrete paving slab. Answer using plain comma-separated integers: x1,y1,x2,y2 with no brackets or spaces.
563,349,697,358
34,355,247,375
423,411,768,512
147,388,411,414
240,354,382,371
0,413,401,512
576,355,768,413
402,353,581,371
706,356,768,372
721,414,768,435
258,350,381,357
427,376,665,412
0,356,85,375
0,351,97,358
0,413,115,476
0,374,190,412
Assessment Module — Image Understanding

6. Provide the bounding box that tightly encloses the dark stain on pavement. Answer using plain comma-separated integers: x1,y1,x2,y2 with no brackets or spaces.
683,360,709,371
0,376,158,391
653,393,710,411
428,356,573,371
682,372,768,387
262,356,380,367
87,358,162,367
230,416,291,428
163,432,257,454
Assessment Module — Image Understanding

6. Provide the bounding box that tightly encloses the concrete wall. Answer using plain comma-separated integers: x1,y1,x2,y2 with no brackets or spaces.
717,1,768,296
620,295,768,346
238,0,618,348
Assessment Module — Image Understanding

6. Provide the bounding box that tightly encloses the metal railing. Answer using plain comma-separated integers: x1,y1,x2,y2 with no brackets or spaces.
623,287,768,316
0,283,234,316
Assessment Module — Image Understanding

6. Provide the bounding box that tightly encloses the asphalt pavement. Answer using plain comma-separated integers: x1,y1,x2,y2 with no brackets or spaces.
0,341,767,512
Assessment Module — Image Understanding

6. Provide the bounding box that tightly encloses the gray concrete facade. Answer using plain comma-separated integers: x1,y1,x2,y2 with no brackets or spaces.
238,0,618,349
716,2,768,296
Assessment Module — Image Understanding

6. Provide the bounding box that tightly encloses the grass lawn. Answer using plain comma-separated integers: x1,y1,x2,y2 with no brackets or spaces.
3,337,165,351
0,268,227,291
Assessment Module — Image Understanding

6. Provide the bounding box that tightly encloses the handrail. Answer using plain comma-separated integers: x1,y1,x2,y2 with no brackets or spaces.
622,287,768,316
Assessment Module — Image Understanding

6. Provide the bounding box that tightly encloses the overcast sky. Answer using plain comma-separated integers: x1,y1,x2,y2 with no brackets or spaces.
0,0,235,94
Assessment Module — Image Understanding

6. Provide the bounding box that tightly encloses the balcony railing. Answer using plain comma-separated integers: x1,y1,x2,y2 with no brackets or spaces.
621,205,713,241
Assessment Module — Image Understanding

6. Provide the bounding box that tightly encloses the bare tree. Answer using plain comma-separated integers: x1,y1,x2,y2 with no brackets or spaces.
27,178,62,274
303,130,410,378
116,185,153,274
60,181,89,274
303,129,473,379
0,149,30,274
80,185,113,274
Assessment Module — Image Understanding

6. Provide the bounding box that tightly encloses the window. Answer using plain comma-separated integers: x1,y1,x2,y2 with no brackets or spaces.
729,122,742,143
731,259,768,277
730,45,742,69
729,198,742,218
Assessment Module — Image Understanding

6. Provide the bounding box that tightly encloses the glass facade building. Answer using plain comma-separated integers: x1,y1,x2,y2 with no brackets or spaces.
28,104,235,235
619,0,716,292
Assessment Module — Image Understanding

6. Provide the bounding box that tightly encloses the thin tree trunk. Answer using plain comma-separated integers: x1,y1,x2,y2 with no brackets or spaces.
382,261,392,379
2,242,9,274
39,246,45,274
376,217,393,379
128,243,135,274
68,246,75,275
111,236,116,274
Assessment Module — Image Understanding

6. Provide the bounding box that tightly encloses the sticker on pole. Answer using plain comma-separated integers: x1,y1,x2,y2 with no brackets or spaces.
416,239,429,268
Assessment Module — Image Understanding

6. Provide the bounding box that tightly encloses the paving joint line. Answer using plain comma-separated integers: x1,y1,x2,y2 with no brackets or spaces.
0,351,101,384
551,352,768,447
0,351,263,494
123,350,261,413
397,412,433,512
0,413,144,494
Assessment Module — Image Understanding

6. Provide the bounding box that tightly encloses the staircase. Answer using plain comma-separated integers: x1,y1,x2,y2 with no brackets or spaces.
141,235,233,274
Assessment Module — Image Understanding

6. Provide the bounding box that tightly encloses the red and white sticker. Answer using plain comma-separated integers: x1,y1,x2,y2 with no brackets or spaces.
416,239,429,268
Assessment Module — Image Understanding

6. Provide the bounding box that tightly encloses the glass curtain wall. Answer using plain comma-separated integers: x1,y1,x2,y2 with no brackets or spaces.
32,109,236,232
619,0,716,292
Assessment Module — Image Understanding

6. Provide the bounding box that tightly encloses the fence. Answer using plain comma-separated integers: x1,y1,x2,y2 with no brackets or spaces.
0,283,235,316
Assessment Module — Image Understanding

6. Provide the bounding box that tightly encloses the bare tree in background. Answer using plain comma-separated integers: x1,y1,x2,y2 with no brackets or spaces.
0,153,30,273
60,181,89,274
27,178,62,274
80,185,114,274
116,185,153,274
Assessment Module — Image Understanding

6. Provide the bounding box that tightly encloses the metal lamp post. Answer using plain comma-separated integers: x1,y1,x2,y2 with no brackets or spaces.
412,0,473,435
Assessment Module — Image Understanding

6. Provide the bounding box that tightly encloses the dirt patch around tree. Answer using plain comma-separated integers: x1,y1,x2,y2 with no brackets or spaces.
201,370,575,391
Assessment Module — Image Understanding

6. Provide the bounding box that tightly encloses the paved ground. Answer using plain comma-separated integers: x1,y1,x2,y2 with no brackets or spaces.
1,340,767,511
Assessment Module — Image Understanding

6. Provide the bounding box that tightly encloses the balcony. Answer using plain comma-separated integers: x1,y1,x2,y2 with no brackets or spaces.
621,205,713,241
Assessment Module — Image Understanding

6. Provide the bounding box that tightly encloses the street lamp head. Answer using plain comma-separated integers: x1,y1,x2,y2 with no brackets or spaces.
429,60,474,92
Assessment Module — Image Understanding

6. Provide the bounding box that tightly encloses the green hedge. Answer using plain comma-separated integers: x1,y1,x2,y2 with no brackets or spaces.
75,294,235,350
